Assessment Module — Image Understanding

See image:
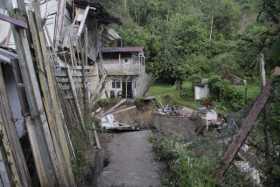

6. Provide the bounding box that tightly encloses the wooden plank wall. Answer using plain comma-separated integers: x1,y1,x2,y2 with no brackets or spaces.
0,1,102,186
27,7,76,186
0,65,31,187
2,3,76,187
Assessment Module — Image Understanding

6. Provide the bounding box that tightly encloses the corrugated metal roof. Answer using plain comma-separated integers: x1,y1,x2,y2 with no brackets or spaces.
0,47,17,64
102,47,144,53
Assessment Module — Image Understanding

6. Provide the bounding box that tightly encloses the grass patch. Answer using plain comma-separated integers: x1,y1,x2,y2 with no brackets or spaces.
147,81,260,112
147,82,199,109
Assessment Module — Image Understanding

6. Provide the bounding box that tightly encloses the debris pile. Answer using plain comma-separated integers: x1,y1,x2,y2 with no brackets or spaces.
96,99,141,132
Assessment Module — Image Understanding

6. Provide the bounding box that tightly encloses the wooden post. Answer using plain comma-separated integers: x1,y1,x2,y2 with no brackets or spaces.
215,81,272,182
125,78,128,98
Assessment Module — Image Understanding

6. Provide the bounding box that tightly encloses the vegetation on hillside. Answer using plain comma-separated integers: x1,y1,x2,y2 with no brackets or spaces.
103,0,280,186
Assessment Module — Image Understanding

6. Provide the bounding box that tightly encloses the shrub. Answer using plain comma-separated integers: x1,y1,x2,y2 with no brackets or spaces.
208,75,243,111
153,137,216,187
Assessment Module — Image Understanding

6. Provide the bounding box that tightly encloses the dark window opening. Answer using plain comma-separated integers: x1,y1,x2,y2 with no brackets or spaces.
112,80,121,89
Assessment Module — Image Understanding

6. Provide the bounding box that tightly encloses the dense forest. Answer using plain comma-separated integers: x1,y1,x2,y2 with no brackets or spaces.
102,0,280,186
104,0,279,82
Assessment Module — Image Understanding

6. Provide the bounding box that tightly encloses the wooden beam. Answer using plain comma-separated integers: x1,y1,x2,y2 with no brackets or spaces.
0,13,28,28
54,0,66,47
77,6,96,37
215,81,272,182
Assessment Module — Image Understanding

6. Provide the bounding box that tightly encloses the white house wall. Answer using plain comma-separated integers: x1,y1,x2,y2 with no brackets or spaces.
194,85,209,100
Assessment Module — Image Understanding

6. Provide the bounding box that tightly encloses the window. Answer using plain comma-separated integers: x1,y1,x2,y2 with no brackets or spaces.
112,80,121,89
139,55,145,65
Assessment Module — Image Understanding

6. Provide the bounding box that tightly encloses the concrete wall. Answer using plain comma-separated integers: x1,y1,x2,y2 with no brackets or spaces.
134,72,151,97
103,60,144,75
87,64,99,97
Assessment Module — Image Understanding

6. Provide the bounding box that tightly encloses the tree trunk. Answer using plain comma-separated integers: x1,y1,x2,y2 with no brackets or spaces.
209,15,214,42
260,53,266,88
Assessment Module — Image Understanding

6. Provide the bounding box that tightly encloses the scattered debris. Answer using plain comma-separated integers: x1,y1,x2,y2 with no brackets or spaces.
157,105,194,117
234,161,262,186
101,114,140,132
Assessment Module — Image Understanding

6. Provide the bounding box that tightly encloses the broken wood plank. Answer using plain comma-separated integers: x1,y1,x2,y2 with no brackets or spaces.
215,80,272,181
77,6,96,37
94,130,102,149
103,99,127,116
112,106,137,115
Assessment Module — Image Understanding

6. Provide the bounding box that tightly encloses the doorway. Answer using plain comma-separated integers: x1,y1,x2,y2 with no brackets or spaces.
122,80,133,98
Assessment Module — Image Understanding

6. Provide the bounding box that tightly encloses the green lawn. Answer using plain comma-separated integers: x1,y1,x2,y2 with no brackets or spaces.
147,81,199,109
147,81,260,111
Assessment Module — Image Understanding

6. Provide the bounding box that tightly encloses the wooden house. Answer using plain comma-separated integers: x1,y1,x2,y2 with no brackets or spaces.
0,0,121,186
101,47,151,98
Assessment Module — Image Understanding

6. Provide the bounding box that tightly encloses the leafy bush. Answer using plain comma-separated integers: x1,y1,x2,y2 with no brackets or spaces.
208,75,243,111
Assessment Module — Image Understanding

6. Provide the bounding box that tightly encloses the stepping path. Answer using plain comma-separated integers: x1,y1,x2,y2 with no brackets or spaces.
97,130,162,187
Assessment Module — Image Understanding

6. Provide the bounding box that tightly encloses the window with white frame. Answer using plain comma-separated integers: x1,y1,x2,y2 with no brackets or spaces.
112,79,121,89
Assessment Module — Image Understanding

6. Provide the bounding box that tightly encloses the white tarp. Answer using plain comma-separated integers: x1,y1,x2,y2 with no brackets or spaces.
101,114,119,129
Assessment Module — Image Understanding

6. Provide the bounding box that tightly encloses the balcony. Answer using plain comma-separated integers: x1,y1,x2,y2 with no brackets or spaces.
102,55,145,76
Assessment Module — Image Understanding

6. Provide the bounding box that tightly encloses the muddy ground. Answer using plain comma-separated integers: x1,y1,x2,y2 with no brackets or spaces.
97,131,164,187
